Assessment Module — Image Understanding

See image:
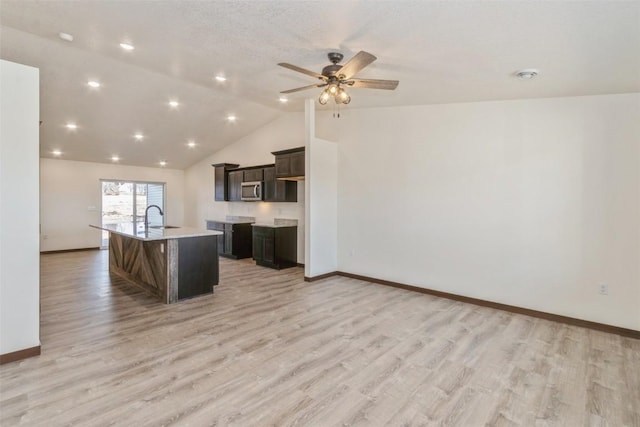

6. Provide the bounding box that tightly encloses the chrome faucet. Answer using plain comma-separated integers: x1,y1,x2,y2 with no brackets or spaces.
144,204,164,229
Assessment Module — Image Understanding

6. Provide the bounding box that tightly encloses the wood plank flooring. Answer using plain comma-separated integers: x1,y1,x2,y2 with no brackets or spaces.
1,250,638,426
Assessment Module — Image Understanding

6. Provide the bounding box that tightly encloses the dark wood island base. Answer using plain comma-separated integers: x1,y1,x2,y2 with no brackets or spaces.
91,224,222,304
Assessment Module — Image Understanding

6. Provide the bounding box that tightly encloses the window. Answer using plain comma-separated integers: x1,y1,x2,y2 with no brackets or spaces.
100,180,165,247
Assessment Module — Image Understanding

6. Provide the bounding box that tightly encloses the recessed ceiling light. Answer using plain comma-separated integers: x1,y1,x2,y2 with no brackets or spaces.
65,123,77,130
169,100,180,108
279,97,288,103
111,155,120,162
187,140,196,148
227,115,237,122
159,160,167,167
516,69,539,80
52,149,62,156
119,42,134,51
215,75,227,82
58,32,73,42
87,80,101,88
134,133,144,140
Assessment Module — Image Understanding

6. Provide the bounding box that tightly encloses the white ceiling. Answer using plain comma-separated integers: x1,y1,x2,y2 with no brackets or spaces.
1,1,638,169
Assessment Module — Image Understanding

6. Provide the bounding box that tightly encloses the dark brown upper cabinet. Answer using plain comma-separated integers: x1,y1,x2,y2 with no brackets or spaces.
272,147,305,180
212,163,239,201
263,166,297,202
243,168,264,182
227,170,244,201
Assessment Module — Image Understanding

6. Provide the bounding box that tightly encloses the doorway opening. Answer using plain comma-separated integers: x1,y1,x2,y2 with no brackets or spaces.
100,180,165,247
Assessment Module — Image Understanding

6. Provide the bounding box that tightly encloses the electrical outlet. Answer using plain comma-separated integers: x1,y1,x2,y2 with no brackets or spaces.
599,283,608,295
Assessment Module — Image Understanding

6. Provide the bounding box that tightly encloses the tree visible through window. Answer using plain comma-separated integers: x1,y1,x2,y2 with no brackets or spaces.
100,180,165,246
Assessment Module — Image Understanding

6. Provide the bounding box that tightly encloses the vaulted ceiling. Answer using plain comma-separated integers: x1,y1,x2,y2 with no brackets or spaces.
1,1,638,169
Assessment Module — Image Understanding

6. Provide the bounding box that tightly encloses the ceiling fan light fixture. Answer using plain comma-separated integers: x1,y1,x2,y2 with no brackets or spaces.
318,89,331,105
336,87,350,104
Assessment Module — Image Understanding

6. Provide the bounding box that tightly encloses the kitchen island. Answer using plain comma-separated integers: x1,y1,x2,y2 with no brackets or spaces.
91,224,222,304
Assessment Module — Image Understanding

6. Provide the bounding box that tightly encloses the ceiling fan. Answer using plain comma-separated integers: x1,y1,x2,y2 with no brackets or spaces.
278,51,399,105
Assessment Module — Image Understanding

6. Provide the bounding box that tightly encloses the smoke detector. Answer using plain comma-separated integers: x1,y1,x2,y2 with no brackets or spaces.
516,69,539,80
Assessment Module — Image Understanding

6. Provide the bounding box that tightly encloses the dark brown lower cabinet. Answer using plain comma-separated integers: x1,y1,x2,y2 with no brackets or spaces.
177,236,219,300
206,221,253,259
252,225,297,269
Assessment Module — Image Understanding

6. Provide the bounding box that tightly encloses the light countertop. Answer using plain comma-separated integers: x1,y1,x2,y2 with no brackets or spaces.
206,218,255,224
251,223,297,228
251,219,298,228
90,224,222,242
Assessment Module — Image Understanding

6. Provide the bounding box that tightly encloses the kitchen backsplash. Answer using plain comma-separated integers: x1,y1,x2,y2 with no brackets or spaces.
208,183,304,225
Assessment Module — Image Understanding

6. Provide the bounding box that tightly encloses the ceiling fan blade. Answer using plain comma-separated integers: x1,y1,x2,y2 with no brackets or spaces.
280,83,326,94
346,78,399,90
336,51,377,79
278,63,327,81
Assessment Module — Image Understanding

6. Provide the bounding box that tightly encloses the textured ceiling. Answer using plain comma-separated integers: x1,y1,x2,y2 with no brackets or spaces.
1,1,638,169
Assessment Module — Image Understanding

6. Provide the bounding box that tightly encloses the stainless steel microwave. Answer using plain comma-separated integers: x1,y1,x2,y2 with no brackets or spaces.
241,181,263,201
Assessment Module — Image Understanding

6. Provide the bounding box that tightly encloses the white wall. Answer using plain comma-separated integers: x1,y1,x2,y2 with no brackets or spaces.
0,60,40,355
330,93,640,330
40,159,185,251
184,113,306,263
304,99,338,278
306,137,338,277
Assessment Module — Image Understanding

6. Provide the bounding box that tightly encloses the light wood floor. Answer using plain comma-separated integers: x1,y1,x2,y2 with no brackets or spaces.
1,250,638,426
